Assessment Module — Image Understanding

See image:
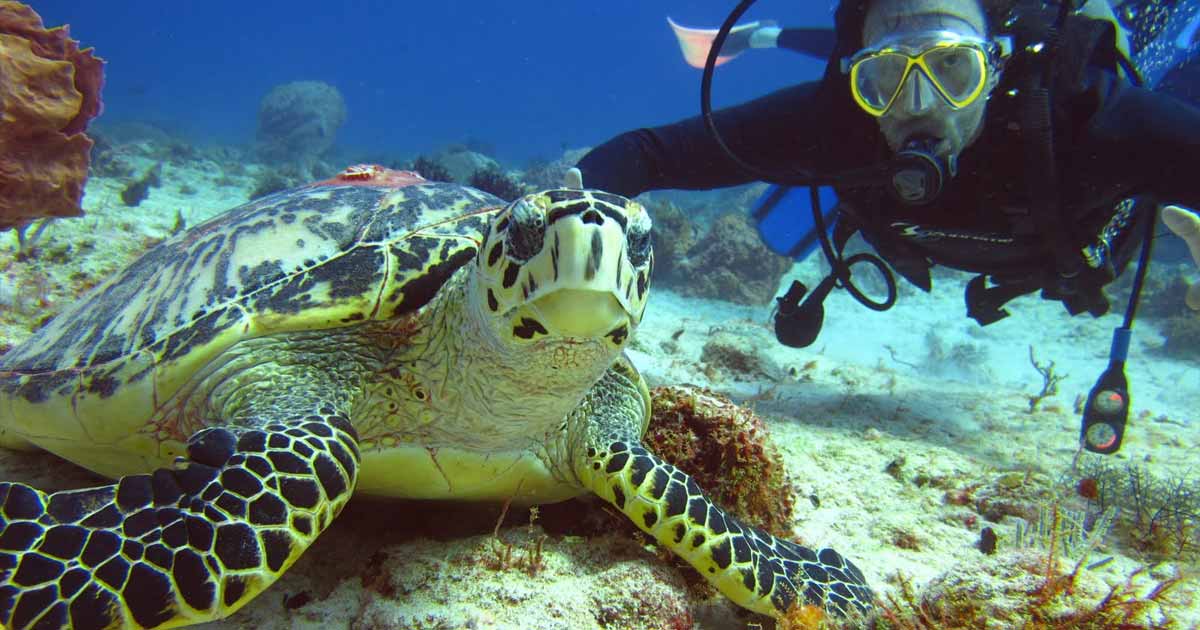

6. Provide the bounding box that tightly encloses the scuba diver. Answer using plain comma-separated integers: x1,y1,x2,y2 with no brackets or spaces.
569,0,1200,454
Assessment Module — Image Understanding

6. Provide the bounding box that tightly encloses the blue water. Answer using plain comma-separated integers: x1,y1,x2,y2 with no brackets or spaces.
32,0,833,165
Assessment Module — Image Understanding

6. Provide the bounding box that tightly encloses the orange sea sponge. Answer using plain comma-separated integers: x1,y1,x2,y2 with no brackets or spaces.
645,385,797,538
0,1,104,231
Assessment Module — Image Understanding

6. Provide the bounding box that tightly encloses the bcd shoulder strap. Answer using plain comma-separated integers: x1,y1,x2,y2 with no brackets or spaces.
966,1,1135,323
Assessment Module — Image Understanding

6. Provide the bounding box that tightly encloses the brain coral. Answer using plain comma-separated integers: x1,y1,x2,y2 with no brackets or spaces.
255,80,347,166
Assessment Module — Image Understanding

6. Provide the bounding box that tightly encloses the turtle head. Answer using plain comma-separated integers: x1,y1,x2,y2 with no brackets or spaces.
473,189,652,361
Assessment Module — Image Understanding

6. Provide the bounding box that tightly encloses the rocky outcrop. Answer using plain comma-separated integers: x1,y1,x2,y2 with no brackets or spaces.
435,148,500,184
653,209,792,305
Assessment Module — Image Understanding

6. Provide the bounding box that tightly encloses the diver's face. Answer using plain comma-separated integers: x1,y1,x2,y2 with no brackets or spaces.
863,0,996,158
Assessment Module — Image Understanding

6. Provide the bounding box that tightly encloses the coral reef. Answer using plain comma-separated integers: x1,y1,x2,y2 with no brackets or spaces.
645,200,697,282
1160,314,1200,361
1012,502,1116,567
409,155,453,182
89,122,253,182
255,80,346,171
1075,459,1199,560
943,470,1059,525
699,330,783,382
0,1,105,231
1137,274,1193,320
661,212,793,305
469,167,525,202
520,147,590,190
87,130,133,178
911,328,992,383
435,148,500,183
93,120,178,147
880,498,1177,630
119,162,162,207
249,166,303,201
1025,345,1067,413
873,553,1183,629
643,385,796,538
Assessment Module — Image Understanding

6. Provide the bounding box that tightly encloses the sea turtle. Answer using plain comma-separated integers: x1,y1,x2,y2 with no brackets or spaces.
0,166,872,629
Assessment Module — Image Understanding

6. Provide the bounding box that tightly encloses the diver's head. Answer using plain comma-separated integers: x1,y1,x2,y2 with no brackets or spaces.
847,0,1006,161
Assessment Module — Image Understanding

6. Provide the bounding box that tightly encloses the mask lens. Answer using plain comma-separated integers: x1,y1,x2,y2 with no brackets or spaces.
922,45,986,105
852,52,912,114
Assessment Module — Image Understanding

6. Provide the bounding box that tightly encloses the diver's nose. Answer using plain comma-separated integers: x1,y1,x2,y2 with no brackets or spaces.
896,68,938,117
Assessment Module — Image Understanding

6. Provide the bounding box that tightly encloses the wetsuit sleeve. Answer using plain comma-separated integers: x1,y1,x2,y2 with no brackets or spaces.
576,82,826,197
1081,80,1200,210
776,28,838,58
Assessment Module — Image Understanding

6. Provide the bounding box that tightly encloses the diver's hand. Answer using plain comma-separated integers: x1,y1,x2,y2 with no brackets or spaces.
563,167,583,190
726,20,780,52
1162,204,1200,311
749,23,782,48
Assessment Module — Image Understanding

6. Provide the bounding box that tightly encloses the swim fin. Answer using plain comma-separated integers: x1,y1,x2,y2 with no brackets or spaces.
667,17,775,68
667,17,835,67
752,185,837,259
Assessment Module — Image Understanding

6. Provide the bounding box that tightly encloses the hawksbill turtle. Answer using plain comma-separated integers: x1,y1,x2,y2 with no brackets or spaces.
0,166,872,629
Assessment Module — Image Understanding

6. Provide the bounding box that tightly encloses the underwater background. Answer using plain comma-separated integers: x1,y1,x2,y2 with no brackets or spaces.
2,0,1199,628
30,0,829,164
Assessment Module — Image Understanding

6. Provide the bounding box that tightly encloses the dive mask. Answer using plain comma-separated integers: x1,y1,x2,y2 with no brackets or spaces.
842,31,1011,117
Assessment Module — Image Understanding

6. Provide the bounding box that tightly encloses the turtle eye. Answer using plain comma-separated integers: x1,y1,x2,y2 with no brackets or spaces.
505,198,545,261
626,223,652,267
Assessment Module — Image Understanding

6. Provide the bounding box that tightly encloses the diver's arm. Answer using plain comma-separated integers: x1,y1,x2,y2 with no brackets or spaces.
1082,77,1200,312
1082,80,1200,209
775,28,838,58
714,24,835,57
577,81,827,197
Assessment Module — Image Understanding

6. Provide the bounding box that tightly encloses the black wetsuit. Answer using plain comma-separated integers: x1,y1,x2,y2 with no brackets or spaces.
577,31,1200,320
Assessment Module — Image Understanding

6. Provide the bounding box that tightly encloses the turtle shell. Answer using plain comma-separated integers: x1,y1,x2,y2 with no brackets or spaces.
0,178,502,467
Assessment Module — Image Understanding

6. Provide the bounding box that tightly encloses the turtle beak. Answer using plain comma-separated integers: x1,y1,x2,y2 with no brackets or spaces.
526,289,632,345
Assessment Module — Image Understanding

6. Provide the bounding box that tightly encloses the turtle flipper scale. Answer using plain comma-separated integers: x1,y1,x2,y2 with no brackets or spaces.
567,362,873,618
578,442,873,617
0,413,359,630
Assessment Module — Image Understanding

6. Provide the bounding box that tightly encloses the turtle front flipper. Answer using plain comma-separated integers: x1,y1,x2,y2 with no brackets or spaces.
0,413,359,630
579,441,873,618
566,362,873,619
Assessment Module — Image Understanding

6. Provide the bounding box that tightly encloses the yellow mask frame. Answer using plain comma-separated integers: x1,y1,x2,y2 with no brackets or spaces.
842,32,1009,117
